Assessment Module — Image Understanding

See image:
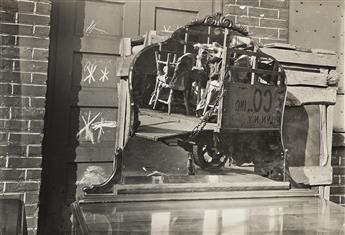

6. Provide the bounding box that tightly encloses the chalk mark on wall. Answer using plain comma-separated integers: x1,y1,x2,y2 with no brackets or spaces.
83,61,97,84
85,19,109,35
92,117,117,143
77,111,117,144
99,66,109,82
163,25,182,32
77,111,100,144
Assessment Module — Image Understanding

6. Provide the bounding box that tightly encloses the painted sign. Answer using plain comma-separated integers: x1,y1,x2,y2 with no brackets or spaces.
219,83,286,130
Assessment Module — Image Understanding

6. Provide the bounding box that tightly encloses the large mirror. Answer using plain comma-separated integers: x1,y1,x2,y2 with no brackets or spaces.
83,13,293,194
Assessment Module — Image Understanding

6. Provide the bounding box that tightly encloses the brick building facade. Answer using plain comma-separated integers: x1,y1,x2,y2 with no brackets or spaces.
224,0,289,45
0,0,51,233
0,0,344,233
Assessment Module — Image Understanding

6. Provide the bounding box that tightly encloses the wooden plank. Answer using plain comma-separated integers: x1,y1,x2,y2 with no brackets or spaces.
120,80,128,148
261,48,337,67
115,84,121,148
318,105,332,199
80,189,318,203
285,70,328,87
289,166,332,185
78,36,121,54
115,55,134,77
264,43,297,50
311,48,336,55
124,80,131,146
116,80,126,148
281,64,321,73
333,94,345,132
320,105,328,167
229,66,283,76
228,48,271,58
286,86,337,106
121,174,278,184
114,181,290,194
326,105,334,167
76,89,118,107
75,146,115,162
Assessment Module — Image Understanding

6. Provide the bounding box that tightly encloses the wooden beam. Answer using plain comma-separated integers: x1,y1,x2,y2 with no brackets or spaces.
261,48,337,68
80,189,318,203
285,70,328,87
286,86,337,106
115,55,134,77
333,94,345,132
229,66,283,76
319,105,335,200
264,43,297,50
114,181,290,194
326,105,334,167
124,80,131,147
117,80,127,148
229,48,272,58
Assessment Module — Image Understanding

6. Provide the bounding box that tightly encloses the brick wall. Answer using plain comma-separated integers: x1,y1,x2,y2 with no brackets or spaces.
0,0,51,233
223,0,289,45
331,139,345,206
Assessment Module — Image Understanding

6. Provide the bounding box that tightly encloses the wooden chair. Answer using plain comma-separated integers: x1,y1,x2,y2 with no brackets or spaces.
150,51,195,115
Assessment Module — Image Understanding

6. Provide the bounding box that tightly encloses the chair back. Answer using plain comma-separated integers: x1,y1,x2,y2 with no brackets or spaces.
169,53,195,91
154,51,177,84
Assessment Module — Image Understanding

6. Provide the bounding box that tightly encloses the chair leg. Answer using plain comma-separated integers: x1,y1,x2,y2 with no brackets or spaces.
149,80,159,106
167,89,174,115
149,91,155,106
153,85,161,110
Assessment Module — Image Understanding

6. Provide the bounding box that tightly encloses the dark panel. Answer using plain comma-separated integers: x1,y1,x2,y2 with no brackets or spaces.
75,88,118,107
75,1,124,37
71,53,120,106
140,0,214,35
75,146,115,162
70,107,118,146
283,105,320,167
74,1,125,54
155,7,198,32
72,53,119,88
